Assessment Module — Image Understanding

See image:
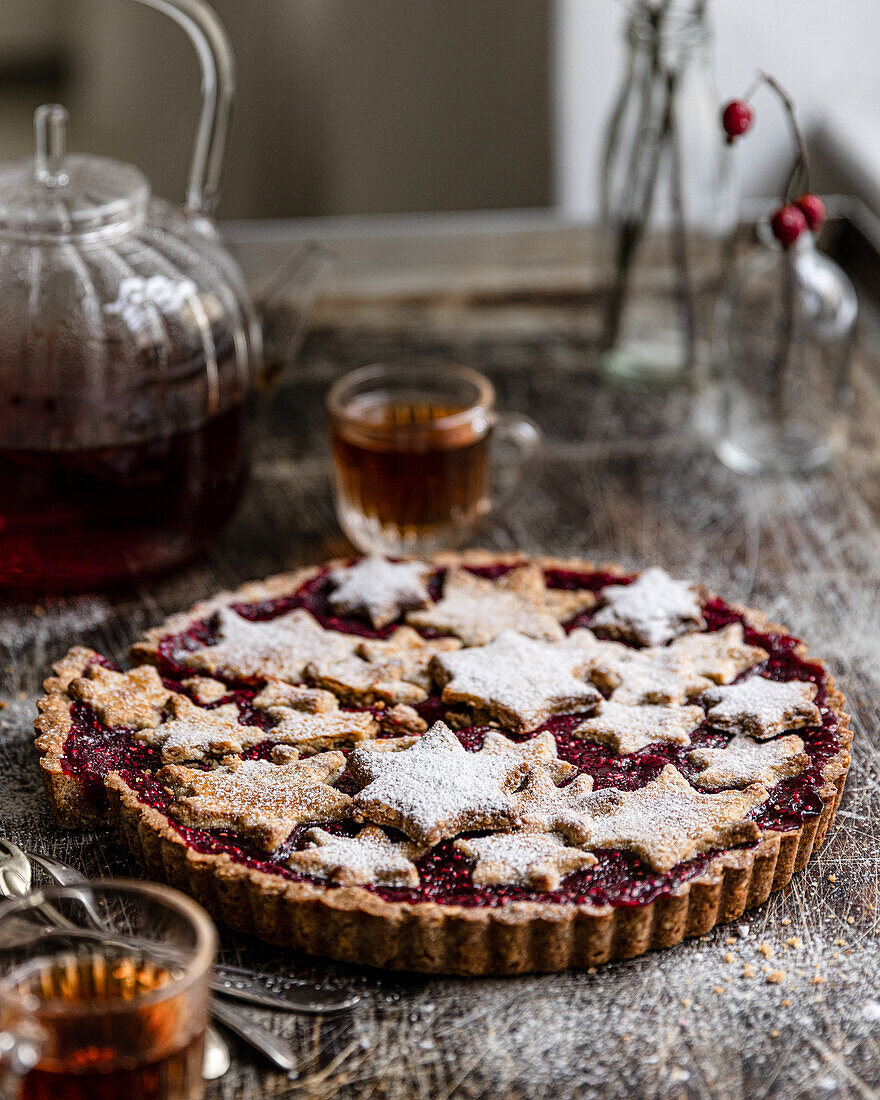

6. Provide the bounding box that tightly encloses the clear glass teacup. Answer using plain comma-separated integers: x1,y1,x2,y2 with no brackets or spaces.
326,362,542,556
0,880,217,1100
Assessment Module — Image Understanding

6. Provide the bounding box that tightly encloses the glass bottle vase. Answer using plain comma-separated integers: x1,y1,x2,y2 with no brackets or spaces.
599,7,735,388
716,221,857,476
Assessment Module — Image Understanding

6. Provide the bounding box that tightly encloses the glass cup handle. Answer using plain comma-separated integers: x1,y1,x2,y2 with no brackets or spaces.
491,412,543,510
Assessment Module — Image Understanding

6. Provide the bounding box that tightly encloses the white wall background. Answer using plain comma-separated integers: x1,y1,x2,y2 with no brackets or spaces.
555,0,880,217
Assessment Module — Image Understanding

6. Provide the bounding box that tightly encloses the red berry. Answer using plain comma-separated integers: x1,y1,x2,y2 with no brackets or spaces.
722,100,753,142
771,204,808,248
795,192,826,232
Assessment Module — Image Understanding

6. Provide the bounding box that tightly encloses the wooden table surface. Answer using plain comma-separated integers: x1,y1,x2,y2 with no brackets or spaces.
2,213,879,1099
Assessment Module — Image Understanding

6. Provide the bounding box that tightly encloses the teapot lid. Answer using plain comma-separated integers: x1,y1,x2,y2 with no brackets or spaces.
0,104,150,241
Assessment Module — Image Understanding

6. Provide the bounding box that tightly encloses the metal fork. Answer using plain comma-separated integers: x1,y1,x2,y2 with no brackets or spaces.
0,839,298,1074
24,849,359,1015
0,839,231,1079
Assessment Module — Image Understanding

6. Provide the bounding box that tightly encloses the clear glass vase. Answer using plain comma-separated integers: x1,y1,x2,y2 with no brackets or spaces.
599,7,735,388
716,221,857,476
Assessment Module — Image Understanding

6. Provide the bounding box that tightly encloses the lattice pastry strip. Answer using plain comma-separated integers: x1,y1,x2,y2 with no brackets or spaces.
347,721,529,845
159,752,351,851
407,565,595,646
287,826,426,886
689,733,810,789
454,832,597,890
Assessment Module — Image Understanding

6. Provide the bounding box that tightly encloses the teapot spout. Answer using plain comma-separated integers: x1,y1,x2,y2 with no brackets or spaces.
254,243,335,390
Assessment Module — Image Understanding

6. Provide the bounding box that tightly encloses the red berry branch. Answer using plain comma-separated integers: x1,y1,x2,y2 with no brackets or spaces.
721,73,824,427
721,72,825,247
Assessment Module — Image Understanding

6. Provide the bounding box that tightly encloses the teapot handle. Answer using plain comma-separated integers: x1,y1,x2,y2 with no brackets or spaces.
134,0,235,217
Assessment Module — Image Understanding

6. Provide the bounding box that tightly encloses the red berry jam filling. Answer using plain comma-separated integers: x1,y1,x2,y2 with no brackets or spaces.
60,567,842,908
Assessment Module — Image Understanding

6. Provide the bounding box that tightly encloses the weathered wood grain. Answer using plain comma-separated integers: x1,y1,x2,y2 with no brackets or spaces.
2,218,879,1099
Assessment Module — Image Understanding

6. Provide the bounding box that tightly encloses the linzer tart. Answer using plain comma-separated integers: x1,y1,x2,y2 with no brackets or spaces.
34,553,851,975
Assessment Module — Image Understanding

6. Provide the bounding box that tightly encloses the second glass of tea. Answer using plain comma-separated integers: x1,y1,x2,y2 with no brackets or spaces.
326,362,541,555
0,880,216,1100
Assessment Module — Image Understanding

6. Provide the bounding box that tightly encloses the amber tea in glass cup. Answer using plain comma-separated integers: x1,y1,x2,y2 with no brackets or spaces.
326,362,541,555
0,881,216,1100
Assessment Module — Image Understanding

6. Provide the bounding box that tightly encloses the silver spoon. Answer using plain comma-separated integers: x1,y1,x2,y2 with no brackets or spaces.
25,850,359,1014
0,839,232,1080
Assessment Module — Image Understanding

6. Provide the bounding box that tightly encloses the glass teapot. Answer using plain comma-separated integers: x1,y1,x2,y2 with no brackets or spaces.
0,0,325,596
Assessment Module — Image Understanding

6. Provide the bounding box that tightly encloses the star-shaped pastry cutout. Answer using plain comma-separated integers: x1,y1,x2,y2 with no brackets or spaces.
69,664,170,730
572,701,705,754
590,567,705,647
513,767,595,838
570,765,767,871
134,696,263,763
702,677,821,738
327,557,433,628
287,825,425,886
357,627,461,692
671,624,768,684
268,707,379,752
252,680,339,713
581,638,714,706
432,631,601,732
347,721,529,845
406,566,595,646
159,752,351,851
689,733,809,789
306,656,427,706
183,607,359,684
180,676,229,705
454,832,596,890
476,730,575,783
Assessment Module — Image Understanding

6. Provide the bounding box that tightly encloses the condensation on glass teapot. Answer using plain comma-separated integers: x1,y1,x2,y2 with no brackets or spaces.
0,0,262,595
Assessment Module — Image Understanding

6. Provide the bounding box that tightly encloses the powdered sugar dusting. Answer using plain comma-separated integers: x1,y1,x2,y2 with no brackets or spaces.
407,566,593,645
433,630,601,731
160,752,351,850
573,701,704,754
703,677,821,738
477,729,575,782
591,567,705,646
183,606,359,682
584,640,714,706
672,623,768,683
514,768,595,837
327,557,432,628
70,664,170,730
348,721,529,844
134,696,262,763
454,831,597,889
269,706,379,748
571,765,768,871
690,733,810,789
287,825,425,886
